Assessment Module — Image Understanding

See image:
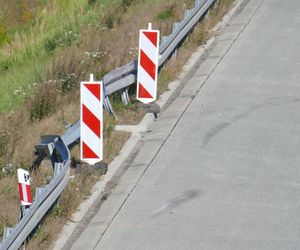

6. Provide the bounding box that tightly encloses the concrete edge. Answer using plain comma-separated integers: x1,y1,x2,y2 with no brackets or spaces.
53,133,141,249
53,0,245,248
114,0,243,134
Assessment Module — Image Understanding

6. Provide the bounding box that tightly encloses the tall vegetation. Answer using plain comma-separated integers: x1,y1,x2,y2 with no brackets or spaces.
0,0,234,248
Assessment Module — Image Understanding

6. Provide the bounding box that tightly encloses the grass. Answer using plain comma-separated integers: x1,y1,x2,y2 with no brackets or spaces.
0,0,235,248
0,0,192,113
0,0,119,112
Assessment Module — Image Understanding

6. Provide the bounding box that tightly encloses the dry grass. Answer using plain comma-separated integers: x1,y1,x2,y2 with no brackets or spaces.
0,0,235,248
0,176,20,237
157,0,235,94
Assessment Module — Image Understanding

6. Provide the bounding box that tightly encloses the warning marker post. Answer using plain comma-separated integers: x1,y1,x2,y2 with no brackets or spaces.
17,168,32,219
17,168,32,206
80,74,103,165
137,23,160,104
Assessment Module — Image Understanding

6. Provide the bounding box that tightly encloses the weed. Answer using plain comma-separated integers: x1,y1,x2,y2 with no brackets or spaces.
44,28,79,53
0,24,10,45
156,68,172,95
44,37,57,53
192,22,210,45
50,203,63,218
0,164,17,179
122,0,135,9
58,73,79,93
104,15,115,29
88,0,97,5
0,133,7,158
157,5,175,20
0,0,236,248
29,83,60,122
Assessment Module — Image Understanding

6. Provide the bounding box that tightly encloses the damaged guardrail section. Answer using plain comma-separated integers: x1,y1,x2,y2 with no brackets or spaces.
0,0,217,248
0,123,80,250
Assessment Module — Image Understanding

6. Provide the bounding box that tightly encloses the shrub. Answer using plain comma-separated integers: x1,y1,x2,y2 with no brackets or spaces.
29,83,60,122
157,5,175,20
44,29,79,53
58,72,79,93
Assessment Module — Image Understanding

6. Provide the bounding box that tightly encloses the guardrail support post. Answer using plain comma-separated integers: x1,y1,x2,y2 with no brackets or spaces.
104,96,115,116
19,205,30,221
3,227,13,240
54,163,64,177
161,36,169,46
185,9,192,18
172,22,180,33
35,187,44,200
172,49,178,60
34,142,55,158
121,88,130,105
0,1,232,247
195,0,201,5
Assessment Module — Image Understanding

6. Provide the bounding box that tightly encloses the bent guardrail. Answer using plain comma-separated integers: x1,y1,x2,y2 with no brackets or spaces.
0,125,80,250
0,0,218,248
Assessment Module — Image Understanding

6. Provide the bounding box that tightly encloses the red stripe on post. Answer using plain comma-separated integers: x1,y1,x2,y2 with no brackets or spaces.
138,83,153,99
82,104,101,138
140,50,156,80
26,184,32,203
143,31,158,47
18,183,24,201
82,141,99,158
84,83,101,101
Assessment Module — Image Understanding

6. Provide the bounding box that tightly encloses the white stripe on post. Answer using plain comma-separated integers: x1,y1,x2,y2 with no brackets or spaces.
17,168,32,206
138,66,157,96
81,86,102,120
80,74,103,165
137,23,160,104
140,33,158,62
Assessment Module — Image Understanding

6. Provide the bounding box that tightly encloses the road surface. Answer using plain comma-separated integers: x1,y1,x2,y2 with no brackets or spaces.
66,0,300,249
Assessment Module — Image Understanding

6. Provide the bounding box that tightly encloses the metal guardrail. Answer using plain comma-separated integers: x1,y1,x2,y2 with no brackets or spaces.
0,123,80,250
104,0,216,107
0,0,217,248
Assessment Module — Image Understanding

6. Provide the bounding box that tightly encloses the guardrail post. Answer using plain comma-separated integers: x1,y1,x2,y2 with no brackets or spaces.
34,142,55,158
172,22,180,33
172,49,177,60
184,9,192,19
0,1,232,247
161,36,169,46
121,88,130,105
54,162,64,177
3,227,13,240
35,187,44,200
19,205,30,221
195,0,201,6
104,96,114,115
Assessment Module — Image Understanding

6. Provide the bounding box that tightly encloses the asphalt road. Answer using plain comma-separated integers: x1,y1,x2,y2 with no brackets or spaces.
68,0,300,249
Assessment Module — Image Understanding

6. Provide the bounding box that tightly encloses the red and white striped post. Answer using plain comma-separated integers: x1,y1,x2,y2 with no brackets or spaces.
80,74,103,165
137,23,160,104
17,168,32,206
